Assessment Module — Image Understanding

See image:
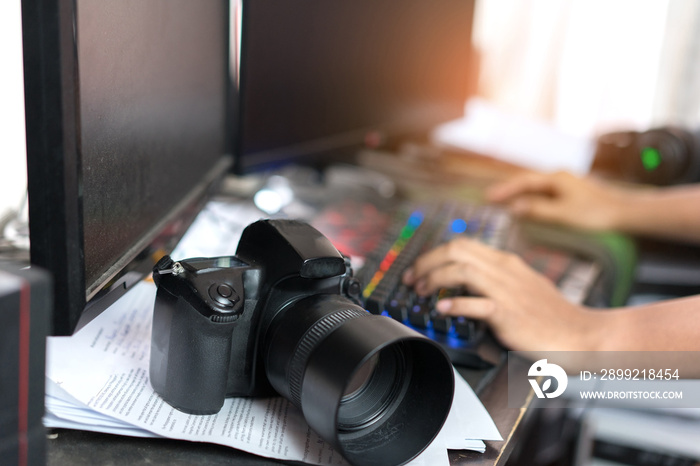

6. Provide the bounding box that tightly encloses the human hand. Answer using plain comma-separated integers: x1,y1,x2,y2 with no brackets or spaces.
485,171,629,231
402,238,602,351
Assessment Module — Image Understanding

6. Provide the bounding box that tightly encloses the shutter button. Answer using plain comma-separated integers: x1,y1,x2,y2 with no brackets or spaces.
208,283,239,309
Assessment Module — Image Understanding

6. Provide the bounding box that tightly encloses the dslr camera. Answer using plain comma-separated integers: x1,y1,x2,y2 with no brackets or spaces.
150,219,454,466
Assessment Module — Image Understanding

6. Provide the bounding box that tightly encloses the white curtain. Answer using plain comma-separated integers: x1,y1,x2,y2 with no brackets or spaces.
473,0,700,138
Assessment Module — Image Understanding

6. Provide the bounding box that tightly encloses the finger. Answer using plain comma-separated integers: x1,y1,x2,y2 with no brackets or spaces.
404,237,501,287
485,172,559,203
510,196,568,224
414,253,514,297
435,297,498,322
413,262,474,295
402,240,471,286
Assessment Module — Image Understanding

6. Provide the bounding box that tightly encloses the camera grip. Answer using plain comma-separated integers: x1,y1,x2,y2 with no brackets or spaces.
150,291,235,415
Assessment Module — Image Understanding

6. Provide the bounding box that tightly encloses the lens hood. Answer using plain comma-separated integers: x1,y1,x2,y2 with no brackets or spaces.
264,295,454,466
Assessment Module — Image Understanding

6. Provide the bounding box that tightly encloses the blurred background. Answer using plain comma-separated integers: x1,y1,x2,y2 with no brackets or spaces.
474,0,700,137
1,0,27,223
3,0,700,221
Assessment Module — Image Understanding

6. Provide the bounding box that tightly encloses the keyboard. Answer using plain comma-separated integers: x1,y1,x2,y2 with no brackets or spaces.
353,200,601,368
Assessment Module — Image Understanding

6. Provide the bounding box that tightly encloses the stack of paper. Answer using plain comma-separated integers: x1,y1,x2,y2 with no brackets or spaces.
44,200,502,465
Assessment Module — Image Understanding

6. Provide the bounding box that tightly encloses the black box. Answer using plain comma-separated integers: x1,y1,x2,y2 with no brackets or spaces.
0,262,51,466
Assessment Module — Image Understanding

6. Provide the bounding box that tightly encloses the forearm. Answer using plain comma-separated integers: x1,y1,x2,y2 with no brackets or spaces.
589,295,700,352
611,185,700,244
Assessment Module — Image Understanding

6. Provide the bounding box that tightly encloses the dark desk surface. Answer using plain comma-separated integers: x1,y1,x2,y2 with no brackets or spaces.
47,358,533,466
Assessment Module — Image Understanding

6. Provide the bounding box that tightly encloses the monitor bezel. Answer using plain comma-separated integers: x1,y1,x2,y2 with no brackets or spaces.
22,0,233,335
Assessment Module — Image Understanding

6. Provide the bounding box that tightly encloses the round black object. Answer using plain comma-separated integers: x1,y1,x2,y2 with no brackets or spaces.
263,295,454,466
593,126,700,185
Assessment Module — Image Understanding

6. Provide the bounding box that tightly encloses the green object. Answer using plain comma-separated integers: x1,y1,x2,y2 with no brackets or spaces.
520,222,637,307
640,146,662,171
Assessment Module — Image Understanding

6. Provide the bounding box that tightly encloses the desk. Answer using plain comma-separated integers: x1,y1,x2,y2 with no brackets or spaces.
47,360,533,466
45,162,539,466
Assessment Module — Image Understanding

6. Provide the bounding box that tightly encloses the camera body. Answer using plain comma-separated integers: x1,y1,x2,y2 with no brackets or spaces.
150,219,455,466
150,219,363,414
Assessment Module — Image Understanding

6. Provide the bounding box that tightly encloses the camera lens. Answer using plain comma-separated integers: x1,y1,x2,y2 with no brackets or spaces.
342,353,379,400
338,349,398,431
264,295,454,466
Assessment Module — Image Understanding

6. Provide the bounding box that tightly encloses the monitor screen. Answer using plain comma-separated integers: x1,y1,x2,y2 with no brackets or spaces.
235,0,476,173
22,0,232,335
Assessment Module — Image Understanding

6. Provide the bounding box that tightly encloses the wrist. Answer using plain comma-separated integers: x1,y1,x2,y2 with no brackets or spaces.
572,306,611,351
602,187,650,233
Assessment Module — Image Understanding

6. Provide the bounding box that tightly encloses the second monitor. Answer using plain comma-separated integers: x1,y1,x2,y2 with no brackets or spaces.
234,0,477,173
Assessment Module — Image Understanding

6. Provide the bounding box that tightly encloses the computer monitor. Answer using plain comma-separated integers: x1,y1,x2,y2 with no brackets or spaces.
234,0,477,174
22,0,232,335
